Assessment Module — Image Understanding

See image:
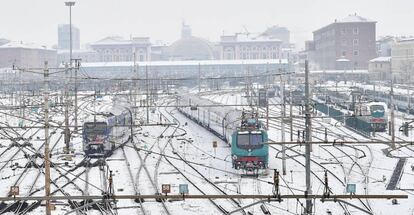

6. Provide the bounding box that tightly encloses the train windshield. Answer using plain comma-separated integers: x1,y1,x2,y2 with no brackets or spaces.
237,131,263,147
370,105,384,112
84,122,107,133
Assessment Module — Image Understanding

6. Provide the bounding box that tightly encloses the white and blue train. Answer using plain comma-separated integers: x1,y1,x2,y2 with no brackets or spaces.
82,101,133,157
178,94,269,172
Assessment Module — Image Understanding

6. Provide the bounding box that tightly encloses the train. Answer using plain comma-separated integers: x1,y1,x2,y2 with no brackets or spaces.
315,85,388,133
178,94,269,173
82,100,133,157
359,86,414,114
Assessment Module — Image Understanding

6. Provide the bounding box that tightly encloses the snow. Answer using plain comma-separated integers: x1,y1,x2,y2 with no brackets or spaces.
0,85,413,214
82,58,289,68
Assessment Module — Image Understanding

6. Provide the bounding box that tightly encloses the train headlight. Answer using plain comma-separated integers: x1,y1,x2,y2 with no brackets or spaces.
232,155,237,160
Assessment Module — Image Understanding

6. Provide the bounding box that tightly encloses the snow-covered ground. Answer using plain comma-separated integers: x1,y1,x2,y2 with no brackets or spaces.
0,86,412,214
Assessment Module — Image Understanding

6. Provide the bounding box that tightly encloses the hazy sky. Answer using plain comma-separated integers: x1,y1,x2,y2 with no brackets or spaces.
0,0,412,49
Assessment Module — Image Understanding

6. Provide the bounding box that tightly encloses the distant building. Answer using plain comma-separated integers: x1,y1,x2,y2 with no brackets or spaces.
0,38,10,46
89,36,151,62
376,36,395,57
166,23,216,60
299,40,317,70
368,56,391,80
58,24,80,50
81,59,289,78
57,49,98,64
219,33,282,60
313,14,376,70
260,26,290,47
0,41,57,68
391,38,414,82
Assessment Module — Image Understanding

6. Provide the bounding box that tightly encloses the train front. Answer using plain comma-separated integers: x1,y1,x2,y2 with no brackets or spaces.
368,102,388,132
231,118,269,172
82,120,110,157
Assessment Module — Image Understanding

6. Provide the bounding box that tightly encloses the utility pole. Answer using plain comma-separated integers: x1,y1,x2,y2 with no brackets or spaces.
281,78,286,176
65,1,77,133
64,64,70,154
304,60,312,214
289,87,293,142
43,61,51,215
390,62,395,149
198,63,201,93
146,65,149,124
133,52,138,118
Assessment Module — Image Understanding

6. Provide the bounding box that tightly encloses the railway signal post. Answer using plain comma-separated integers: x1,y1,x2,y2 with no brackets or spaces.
43,61,52,215
304,60,313,214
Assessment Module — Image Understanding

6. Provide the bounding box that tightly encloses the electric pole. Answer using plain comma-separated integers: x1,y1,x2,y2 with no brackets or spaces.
65,1,77,133
43,61,51,215
64,63,70,154
281,78,286,176
146,65,149,124
304,60,312,214
198,63,201,92
133,52,138,118
390,62,395,149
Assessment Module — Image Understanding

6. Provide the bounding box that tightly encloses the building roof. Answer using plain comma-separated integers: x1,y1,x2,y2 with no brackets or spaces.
314,14,375,34
221,33,281,43
396,37,414,43
0,41,54,51
0,38,10,46
336,14,375,23
369,57,391,62
57,49,97,54
168,36,215,60
91,36,150,46
81,59,288,68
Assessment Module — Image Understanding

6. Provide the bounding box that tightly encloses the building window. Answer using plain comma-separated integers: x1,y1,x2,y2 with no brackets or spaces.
341,28,346,35
342,51,346,57
353,39,359,46
341,39,347,46
353,27,359,35
353,50,359,56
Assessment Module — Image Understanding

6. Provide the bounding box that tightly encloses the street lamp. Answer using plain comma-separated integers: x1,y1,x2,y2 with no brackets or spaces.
65,1,75,63
64,1,78,133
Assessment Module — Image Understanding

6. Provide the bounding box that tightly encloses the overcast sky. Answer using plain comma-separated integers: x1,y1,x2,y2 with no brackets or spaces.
0,0,412,49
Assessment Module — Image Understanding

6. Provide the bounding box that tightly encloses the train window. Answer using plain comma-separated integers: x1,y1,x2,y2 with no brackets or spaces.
370,105,384,112
237,134,250,146
84,122,107,133
237,132,263,146
250,134,262,145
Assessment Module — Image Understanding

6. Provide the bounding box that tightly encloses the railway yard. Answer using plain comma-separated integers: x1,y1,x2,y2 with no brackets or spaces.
0,77,412,215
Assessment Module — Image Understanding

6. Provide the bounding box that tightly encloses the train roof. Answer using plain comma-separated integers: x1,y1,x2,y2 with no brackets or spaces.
84,100,131,123
180,93,242,123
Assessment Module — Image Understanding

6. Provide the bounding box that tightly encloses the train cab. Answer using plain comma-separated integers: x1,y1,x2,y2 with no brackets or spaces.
231,114,269,171
82,120,111,156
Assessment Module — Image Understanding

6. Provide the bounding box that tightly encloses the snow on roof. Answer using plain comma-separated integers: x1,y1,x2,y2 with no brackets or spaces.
397,37,414,43
57,49,97,54
304,70,368,74
0,41,54,51
221,33,281,43
369,57,391,62
82,59,288,68
336,58,350,62
336,14,375,23
91,36,150,46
